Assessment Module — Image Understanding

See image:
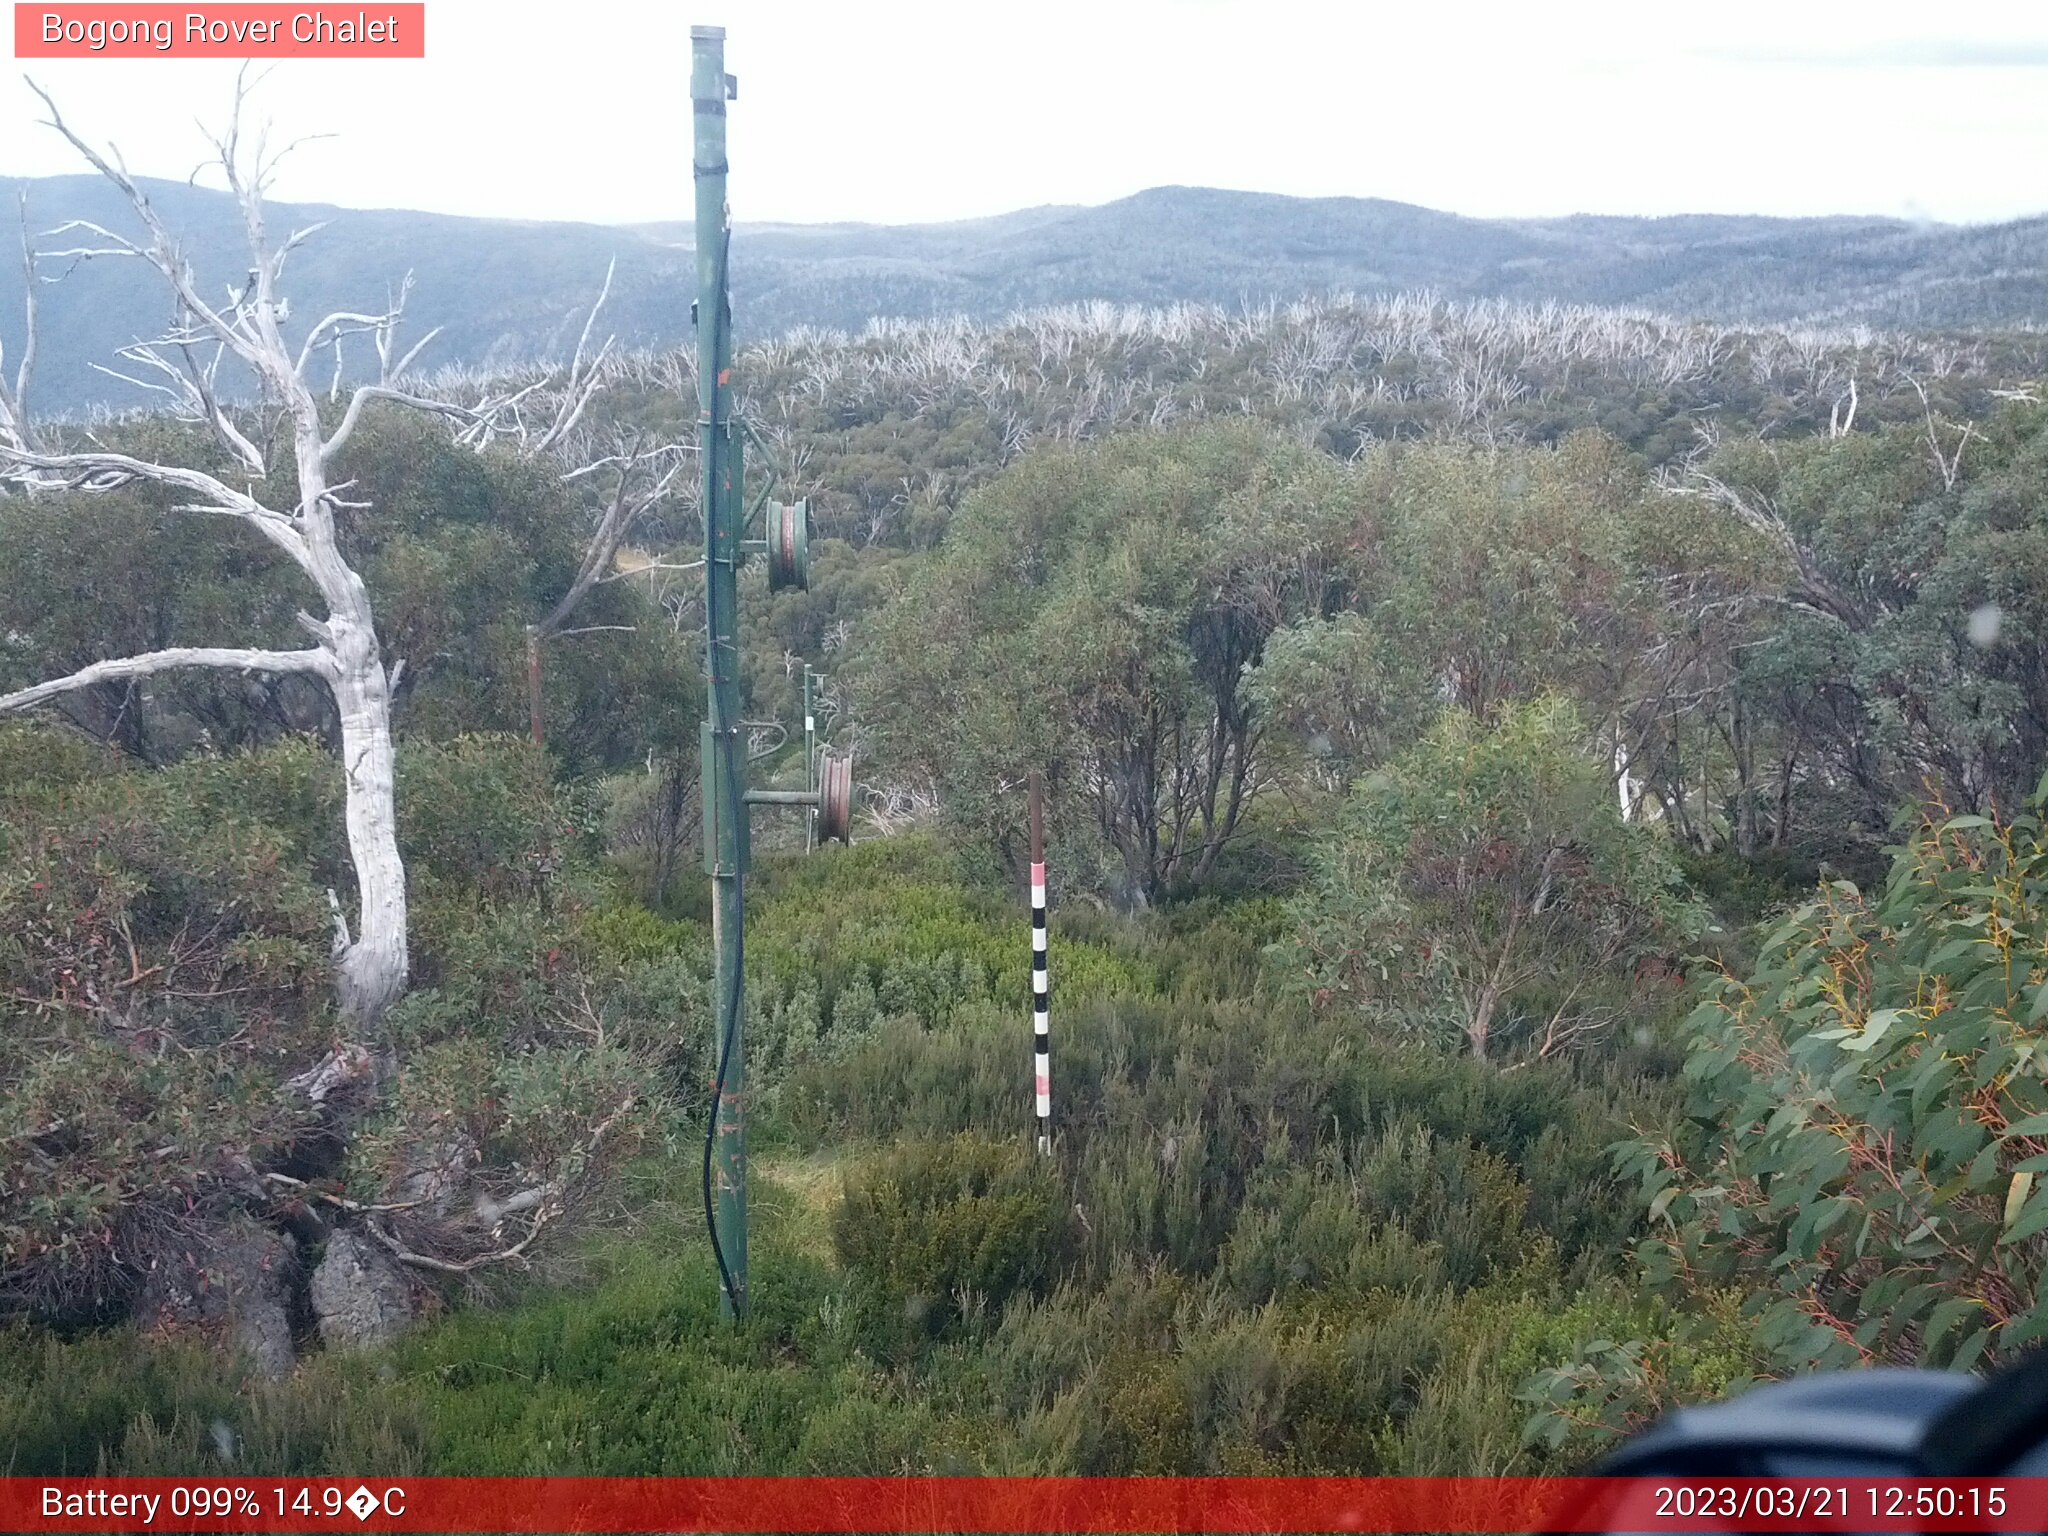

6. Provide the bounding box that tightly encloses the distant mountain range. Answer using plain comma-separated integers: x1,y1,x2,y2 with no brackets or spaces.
4,176,2045,413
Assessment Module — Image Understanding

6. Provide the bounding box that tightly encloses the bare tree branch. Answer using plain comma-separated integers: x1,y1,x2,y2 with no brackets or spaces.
528,257,616,456
0,646,333,713
321,383,478,465
365,1093,638,1274
25,80,279,387
1678,470,1869,629
0,442,305,547
294,307,390,378
1902,371,1981,493
534,435,687,641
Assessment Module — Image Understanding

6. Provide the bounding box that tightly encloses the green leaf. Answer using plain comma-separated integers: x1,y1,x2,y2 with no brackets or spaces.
1839,1008,1908,1054
1924,1296,1983,1351
1967,1141,2006,1190
1911,1056,1960,1119
1951,1327,1993,1374
2001,1309,2048,1352
1928,937,1988,974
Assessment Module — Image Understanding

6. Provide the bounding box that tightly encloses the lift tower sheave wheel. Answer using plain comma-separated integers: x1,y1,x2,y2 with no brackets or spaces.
816,750,854,844
766,500,811,592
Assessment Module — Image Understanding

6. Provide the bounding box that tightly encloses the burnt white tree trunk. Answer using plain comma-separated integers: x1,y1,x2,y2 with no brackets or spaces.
0,81,527,1027
325,599,408,1023
0,84,664,1027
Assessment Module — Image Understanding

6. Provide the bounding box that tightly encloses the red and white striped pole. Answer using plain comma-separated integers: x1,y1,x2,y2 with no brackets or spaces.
1029,769,1051,1154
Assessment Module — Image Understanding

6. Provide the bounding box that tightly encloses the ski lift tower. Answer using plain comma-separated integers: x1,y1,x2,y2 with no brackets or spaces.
691,23,852,1321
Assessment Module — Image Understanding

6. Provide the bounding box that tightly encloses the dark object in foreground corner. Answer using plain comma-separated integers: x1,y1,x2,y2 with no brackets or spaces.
1545,1353,2048,1534
1597,1348,2048,1477
1598,1368,1975,1478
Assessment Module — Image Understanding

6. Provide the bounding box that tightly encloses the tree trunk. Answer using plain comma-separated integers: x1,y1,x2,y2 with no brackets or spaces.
1772,750,1797,850
329,614,409,1027
1696,722,1718,853
651,752,689,905
1467,986,1495,1061
1731,687,1758,859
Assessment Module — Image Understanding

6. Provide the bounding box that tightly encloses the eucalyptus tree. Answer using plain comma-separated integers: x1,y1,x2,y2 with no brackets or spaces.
1678,390,2048,841
1281,697,1696,1063
858,423,1352,903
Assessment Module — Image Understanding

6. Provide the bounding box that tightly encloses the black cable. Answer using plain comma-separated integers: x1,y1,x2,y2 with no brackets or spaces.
699,226,743,1317
700,718,746,1314
701,875,742,1311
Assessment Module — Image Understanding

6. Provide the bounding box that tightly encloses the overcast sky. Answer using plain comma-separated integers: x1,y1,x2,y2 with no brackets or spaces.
5,0,2047,227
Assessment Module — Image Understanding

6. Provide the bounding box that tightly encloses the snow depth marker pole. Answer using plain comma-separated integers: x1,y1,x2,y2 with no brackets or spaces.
1030,769,1051,1154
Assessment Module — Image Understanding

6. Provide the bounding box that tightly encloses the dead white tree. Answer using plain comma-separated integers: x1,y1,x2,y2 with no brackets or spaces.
524,427,692,744
0,81,504,1028
1902,371,1981,493
377,266,699,746
0,186,41,453
1828,376,1858,439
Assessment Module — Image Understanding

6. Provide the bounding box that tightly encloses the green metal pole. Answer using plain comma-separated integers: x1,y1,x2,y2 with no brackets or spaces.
692,23,747,1321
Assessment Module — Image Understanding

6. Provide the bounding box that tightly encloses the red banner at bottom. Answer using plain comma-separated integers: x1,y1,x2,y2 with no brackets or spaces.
7,1475,2047,1533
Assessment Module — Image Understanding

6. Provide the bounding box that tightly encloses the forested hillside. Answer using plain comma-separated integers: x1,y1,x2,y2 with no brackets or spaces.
6,174,2047,413
6,142,2048,1482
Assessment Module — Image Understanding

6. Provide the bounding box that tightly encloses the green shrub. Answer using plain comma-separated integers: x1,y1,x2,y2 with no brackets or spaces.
1217,1170,1449,1303
746,836,1161,1030
834,1134,1070,1350
397,733,577,908
1517,1286,1763,1460
1612,786,2048,1376
0,737,334,1319
1,740,1684,1480
1519,779,2048,1460
573,900,706,966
